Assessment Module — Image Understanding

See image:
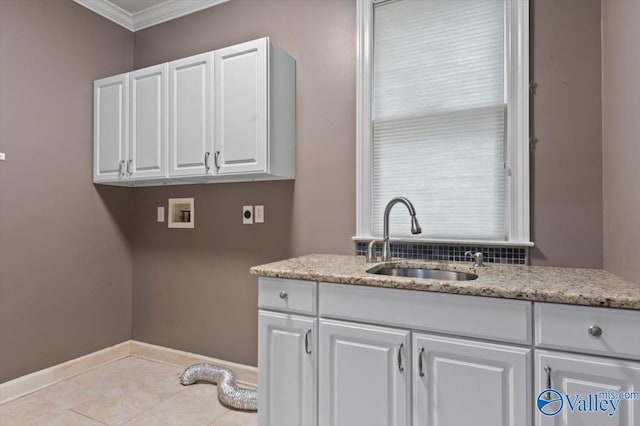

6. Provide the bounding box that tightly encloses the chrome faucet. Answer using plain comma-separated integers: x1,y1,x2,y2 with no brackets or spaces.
380,197,422,261
465,251,485,267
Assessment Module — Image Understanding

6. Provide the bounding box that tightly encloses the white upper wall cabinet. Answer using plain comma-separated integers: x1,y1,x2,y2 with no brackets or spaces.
130,63,168,180
93,37,295,186
94,73,128,182
214,39,267,175
168,52,214,178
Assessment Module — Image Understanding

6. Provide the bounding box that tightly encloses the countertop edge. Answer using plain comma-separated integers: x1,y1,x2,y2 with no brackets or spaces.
249,256,640,311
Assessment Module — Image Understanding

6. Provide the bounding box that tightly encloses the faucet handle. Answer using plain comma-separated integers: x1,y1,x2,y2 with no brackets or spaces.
366,240,382,263
465,251,484,267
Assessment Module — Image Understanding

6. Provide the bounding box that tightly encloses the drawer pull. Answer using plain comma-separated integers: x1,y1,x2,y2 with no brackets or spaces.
544,366,552,400
304,329,312,354
279,291,288,300
588,325,602,337
418,346,425,377
397,343,404,372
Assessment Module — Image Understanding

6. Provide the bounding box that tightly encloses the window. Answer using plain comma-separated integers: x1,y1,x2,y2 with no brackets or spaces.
356,0,530,245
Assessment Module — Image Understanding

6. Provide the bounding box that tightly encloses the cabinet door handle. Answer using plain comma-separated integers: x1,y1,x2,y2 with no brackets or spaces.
214,151,220,171
118,160,125,177
397,343,404,372
304,329,312,354
418,346,425,377
204,152,210,172
544,365,552,400
127,159,132,176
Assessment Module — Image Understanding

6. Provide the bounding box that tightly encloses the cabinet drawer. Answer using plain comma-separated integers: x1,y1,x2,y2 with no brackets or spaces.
320,282,532,345
259,277,317,315
535,303,640,360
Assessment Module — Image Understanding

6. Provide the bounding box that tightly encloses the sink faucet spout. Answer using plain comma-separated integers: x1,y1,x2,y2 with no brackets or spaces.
411,215,422,235
382,197,422,261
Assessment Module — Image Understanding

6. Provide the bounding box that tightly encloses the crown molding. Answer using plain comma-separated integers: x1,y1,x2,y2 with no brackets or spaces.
132,0,230,31
73,0,230,32
74,0,134,30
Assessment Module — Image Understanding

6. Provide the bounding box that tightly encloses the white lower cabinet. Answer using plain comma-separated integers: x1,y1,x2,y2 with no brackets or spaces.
413,333,531,426
257,278,640,426
258,310,316,426
258,279,532,426
319,319,411,426
535,350,640,426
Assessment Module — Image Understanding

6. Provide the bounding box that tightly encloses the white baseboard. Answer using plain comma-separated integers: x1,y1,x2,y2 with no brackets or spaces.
0,340,257,405
0,341,130,405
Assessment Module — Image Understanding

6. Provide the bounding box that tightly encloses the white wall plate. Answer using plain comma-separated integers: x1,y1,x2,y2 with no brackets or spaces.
168,198,194,228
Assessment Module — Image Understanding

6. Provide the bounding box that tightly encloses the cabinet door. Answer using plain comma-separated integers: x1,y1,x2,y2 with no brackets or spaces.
94,73,128,182
214,38,267,175
258,311,316,426
129,64,167,180
319,318,410,426
536,350,640,426
413,333,531,426
168,52,213,177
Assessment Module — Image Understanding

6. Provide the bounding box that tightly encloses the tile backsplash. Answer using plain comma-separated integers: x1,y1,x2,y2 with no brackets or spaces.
355,241,528,265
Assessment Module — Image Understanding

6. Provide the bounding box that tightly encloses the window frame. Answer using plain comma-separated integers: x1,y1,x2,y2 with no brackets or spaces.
355,0,531,246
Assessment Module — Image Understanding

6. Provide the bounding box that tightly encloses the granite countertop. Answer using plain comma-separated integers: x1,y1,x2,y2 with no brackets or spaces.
250,254,640,310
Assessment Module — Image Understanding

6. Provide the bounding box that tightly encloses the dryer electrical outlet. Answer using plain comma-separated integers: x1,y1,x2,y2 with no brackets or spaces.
243,206,254,224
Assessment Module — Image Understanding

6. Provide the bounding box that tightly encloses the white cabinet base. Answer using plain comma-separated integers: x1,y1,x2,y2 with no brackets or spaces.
319,318,410,426
413,333,531,426
258,311,316,426
536,350,640,426
257,278,640,426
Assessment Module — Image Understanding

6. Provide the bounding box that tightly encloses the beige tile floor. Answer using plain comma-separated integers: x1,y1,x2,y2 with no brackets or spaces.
0,357,257,426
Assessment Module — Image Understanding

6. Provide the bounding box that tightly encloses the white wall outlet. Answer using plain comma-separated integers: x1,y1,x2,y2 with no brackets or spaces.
157,206,165,222
255,205,264,223
243,205,253,224
0,152,5,161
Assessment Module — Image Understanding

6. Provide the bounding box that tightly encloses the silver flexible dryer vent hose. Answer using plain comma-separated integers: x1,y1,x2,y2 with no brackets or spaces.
180,363,258,411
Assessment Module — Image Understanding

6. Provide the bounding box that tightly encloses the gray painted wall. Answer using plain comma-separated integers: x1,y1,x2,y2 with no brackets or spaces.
0,0,134,382
131,0,356,367
0,0,619,380
602,1,640,283
130,0,605,368
529,0,603,268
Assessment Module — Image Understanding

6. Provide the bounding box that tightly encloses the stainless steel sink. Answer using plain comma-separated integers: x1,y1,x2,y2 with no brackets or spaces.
371,267,478,281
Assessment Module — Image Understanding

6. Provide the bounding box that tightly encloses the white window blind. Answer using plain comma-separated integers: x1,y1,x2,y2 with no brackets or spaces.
372,0,507,240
